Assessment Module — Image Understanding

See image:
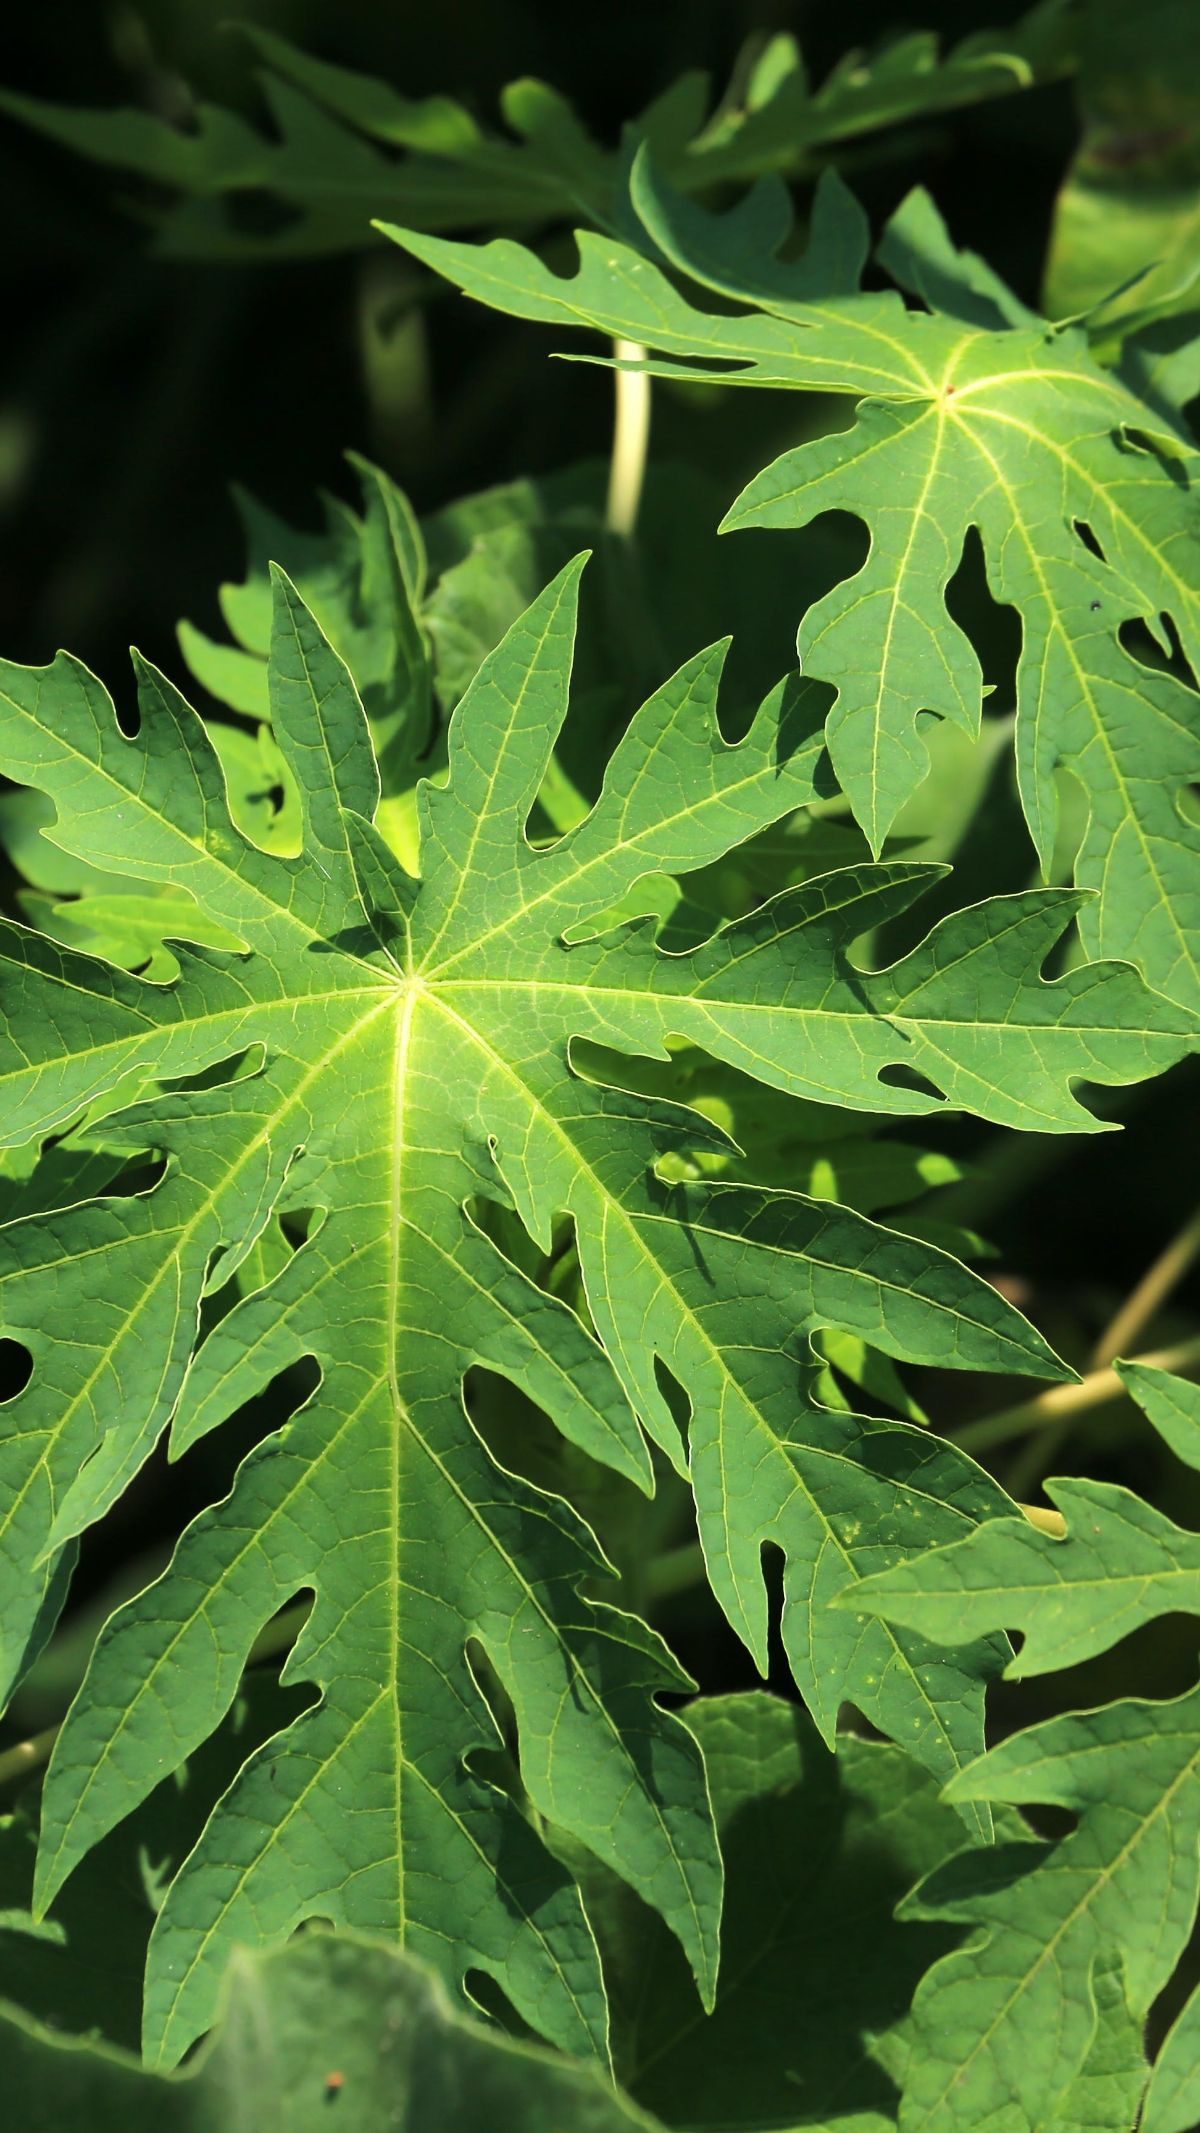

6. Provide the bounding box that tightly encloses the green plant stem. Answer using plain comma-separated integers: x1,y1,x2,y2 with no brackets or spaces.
605,340,651,536
643,1539,705,1603
1090,1205,1200,1368
955,1332,1200,1454
0,1723,59,1791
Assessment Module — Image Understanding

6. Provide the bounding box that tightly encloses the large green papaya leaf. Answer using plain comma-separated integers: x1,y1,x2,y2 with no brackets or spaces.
0,560,1190,2061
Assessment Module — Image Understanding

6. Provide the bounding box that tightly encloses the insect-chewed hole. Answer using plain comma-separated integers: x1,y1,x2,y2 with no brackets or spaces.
876,1061,945,1104
1072,518,1106,563
0,1338,33,1402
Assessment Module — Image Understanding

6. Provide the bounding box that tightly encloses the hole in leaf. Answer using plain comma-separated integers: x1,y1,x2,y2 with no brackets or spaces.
1072,518,1106,562
944,527,1021,719
0,1338,33,1402
88,1151,169,1205
654,1354,693,1463
248,1590,314,1673
161,1046,262,1096
876,1062,945,1104
465,1635,519,1764
760,1538,795,1695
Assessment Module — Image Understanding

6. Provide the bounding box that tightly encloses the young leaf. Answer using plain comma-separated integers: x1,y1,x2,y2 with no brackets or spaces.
1,1929,661,2131
895,1687,1200,2133
841,1365,1200,1674
388,166,1200,1008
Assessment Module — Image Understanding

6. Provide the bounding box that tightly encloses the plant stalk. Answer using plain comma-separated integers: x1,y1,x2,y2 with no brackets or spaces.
0,1723,59,1791
605,340,651,536
955,1331,1200,1454
1090,1206,1200,1368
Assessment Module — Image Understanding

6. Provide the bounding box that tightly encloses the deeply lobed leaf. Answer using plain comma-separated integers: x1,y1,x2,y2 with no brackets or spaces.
0,553,1191,2063
388,160,1200,1010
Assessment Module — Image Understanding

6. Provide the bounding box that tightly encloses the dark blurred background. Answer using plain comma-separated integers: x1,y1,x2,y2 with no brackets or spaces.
0,0,1078,683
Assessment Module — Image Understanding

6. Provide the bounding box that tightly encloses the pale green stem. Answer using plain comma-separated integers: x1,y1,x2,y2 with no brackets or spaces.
605,340,651,536
0,1724,59,1792
1091,1206,1200,1369
642,1540,705,1604
956,1332,1200,1455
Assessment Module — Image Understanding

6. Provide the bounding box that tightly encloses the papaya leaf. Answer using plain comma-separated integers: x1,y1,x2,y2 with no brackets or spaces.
841,1365,1200,1674
388,162,1200,1009
3,552,1180,2056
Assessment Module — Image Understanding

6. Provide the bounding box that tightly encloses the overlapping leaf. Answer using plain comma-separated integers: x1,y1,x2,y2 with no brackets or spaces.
1143,1978,1200,2133
389,160,1200,1009
4,553,1191,2056
584,1691,993,2132
0,8,1076,259
843,1364,1200,1671
1,1929,660,2132
1043,0,1200,339
891,1687,1200,2133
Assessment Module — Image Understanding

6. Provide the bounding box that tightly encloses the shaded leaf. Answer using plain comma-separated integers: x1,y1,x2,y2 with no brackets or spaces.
896,1687,1200,2133
842,1364,1200,1675
0,1928,660,2132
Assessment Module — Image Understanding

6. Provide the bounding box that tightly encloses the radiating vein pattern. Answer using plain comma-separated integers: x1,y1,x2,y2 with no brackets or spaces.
385,161,1200,1008
0,557,1194,2062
